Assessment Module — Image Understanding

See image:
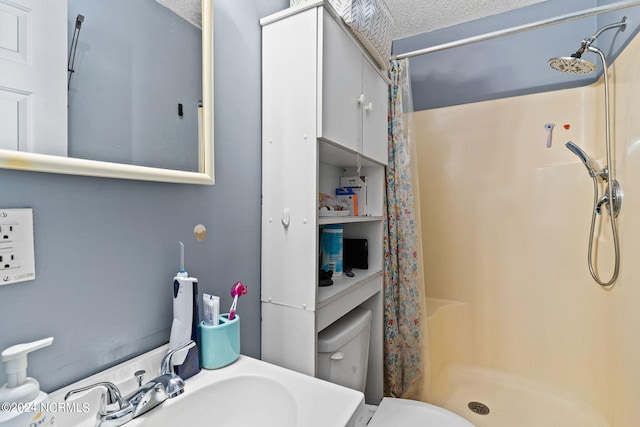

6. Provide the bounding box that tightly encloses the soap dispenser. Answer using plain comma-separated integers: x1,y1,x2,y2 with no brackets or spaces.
0,337,54,427
168,242,200,379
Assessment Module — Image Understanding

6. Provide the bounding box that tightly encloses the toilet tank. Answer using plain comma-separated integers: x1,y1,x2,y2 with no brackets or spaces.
317,307,372,393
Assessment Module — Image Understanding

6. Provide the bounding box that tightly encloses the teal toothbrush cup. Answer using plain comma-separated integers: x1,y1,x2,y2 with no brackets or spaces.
198,313,240,369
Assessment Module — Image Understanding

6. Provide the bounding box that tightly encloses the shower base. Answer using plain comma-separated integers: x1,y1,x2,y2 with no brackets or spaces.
424,365,610,427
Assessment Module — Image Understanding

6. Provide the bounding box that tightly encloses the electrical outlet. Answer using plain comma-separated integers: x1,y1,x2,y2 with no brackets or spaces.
0,252,18,270
0,209,35,286
1,224,16,242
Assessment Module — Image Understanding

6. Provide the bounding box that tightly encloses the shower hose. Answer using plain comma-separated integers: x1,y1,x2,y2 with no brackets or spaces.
586,175,620,287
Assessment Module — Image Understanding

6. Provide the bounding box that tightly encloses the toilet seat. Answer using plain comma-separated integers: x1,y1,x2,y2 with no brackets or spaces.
367,397,475,426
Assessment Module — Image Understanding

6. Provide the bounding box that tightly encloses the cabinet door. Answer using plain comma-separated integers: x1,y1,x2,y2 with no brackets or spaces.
320,10,361,152
262,7,319,309
262,303,316,376
362,60,389,165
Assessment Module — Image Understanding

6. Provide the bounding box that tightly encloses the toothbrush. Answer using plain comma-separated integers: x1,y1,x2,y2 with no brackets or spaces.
228,281,248,320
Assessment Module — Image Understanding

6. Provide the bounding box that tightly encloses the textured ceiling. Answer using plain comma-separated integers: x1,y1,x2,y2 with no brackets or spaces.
155,0,201,28
386,0,549,39
157,1,549,38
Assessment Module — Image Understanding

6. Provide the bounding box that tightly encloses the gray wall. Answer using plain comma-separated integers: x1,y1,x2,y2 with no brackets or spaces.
393,0,640,111
0,0,288,392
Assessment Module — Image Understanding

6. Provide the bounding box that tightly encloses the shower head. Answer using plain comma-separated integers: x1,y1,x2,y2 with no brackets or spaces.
565,141,596,178
548,55,596,74
548,17,626,75
75,14,84,30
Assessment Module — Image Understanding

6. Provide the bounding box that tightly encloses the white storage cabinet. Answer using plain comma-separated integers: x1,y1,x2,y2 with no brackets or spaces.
260,1,389,404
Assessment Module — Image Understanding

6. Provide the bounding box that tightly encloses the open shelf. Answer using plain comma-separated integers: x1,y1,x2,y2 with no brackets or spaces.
317,268,382,308
318,215,383,225
317,269,383,331
319,138,385,168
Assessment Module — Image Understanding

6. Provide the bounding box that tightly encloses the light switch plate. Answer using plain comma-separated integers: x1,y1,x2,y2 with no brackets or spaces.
0,208,35,286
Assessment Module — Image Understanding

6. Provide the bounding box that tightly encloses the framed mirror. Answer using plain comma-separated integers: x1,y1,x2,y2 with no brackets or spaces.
0,0,214,185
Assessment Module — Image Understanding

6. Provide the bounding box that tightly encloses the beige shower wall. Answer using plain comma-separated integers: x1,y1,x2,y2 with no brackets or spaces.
413,32,640,426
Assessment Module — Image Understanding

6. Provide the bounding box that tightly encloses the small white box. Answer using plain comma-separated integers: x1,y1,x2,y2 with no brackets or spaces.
335,189,358,216
341,176,367,216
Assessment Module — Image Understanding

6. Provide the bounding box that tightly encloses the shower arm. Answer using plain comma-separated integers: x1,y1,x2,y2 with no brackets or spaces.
579,18,627,53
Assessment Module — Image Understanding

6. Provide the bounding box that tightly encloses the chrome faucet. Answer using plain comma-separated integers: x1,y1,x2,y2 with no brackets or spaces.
64,382,133,427
160,340,197,376
124,373,184,418
65,341,196,427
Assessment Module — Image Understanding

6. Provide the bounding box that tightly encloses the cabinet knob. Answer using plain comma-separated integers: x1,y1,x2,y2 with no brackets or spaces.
364,102,373,113
281,208,291,228
357,94,366,105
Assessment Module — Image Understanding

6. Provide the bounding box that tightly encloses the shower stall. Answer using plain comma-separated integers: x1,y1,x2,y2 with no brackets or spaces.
400,2,640,426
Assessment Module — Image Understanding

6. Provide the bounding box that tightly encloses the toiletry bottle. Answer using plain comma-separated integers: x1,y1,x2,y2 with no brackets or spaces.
0,337,54,427
168,242,200,379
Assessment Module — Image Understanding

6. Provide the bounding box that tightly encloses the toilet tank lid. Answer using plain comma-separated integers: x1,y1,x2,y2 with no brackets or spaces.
318,307,372,352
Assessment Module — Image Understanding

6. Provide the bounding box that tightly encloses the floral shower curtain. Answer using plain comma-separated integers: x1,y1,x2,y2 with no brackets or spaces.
383,58,426,398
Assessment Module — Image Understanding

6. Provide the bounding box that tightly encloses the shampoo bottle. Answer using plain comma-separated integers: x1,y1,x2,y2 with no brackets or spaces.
168,242,200,379
0,337,53,427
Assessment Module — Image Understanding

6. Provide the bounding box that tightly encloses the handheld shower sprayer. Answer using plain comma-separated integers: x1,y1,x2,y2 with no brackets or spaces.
565,142,596,178
68,14,85,90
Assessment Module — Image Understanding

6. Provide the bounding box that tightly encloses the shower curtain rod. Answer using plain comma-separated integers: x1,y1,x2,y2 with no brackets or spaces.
394,0,640,60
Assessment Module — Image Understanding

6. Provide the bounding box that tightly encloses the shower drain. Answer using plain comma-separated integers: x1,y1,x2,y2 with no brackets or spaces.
468,401,490,415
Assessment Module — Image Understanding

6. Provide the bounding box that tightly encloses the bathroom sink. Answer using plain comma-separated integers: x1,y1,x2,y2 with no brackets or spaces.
129,356,363,427
50,346,364,427
134,374,299,426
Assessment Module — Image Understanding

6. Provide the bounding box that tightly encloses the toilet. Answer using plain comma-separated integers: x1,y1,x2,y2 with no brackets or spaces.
317,307,475,427
367,398,475,426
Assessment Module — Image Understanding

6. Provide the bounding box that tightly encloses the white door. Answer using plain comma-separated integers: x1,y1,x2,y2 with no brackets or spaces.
0,0,67,156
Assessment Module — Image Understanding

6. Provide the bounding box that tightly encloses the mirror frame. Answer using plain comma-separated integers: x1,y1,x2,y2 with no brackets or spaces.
0,0,214,185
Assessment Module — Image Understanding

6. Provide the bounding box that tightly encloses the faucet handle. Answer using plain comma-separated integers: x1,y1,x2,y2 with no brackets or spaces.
134,370,146,387
65,382,127,413
161,340,196,375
